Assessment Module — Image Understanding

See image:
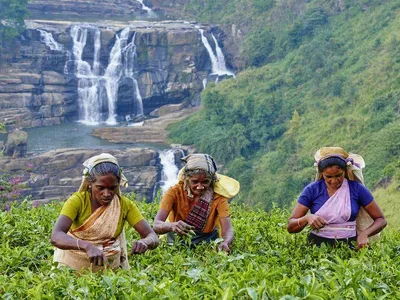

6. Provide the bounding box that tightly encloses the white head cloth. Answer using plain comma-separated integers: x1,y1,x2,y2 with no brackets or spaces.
78,153,128,194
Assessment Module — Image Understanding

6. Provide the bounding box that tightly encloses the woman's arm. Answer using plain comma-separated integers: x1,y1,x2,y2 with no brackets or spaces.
130,220,159,254
287,203,327,233
50,215,109,266
218,217,234,253
153,209,194,235
356,200,387,249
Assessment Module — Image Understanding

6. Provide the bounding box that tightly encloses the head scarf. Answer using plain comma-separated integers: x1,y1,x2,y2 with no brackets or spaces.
177,153,240,198
314,147,365,183
78,153,128,195
181,154,218,174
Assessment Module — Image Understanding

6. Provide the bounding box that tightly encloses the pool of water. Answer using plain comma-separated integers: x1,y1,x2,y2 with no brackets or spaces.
24,122,169,154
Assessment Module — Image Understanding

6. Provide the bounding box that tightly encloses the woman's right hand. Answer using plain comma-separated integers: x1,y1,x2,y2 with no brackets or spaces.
306,215,328,230
171,221,195,235
83,242,109,267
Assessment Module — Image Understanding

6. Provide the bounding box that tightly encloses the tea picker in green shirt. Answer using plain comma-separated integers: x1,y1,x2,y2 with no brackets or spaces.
51,153,159,272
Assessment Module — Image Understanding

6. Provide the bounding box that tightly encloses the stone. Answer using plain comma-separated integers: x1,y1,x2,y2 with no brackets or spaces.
42,71,68,85
0,148,162,201
3,130,28,158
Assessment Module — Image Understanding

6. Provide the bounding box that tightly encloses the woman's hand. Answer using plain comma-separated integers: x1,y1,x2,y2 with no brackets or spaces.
306,214,328,230
171,221,195,235
218,242,230,253
83,242,109,267
130,240,148,254
356,232,369,250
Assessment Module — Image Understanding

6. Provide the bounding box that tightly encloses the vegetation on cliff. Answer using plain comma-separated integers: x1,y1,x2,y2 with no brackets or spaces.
169,1,400,210
1,200,399,298
0,0,28,43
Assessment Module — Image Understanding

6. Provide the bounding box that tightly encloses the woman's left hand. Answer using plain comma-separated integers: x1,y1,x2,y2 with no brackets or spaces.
130,240,148,254
218,242,230,253
356,233,369,249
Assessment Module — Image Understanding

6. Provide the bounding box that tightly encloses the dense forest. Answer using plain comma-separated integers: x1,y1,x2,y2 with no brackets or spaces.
169,0,400,212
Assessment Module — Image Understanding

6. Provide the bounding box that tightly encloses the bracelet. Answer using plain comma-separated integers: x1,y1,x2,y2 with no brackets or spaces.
297,218,303,228
147,236,156,247
76,239,81,251
137,240,148,247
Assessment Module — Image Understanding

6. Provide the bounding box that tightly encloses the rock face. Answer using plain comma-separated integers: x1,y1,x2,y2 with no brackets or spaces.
27,0,145,19
92,106,200,144
0,148,160,202
2,130,28,158
0,19,218,131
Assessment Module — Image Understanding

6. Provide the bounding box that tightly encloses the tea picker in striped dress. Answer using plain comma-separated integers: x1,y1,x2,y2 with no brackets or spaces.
51,153,159,272
153,154,240,252
287,147,386,249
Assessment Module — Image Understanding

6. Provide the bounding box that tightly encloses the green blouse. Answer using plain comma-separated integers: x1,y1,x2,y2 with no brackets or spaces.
60,191,144,238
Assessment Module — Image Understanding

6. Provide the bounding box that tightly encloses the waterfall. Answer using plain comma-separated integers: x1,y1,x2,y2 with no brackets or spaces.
67,25,102,125
65,25,144,125
198,28,235,77
37,29,64,51
159,149,179,195
122,32,144,117
137,0,152,12
103,27,129,125
211,34,234,76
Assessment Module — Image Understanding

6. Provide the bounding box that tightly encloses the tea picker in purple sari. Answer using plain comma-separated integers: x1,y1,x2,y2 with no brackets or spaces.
287,147,386,249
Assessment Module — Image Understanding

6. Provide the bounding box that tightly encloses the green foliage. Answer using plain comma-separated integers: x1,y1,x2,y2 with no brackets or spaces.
0,0,28,43
1,200,399,298
169,0,400,210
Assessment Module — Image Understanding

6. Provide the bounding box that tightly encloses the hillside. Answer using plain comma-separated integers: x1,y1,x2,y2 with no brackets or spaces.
1,200,399,298
168,1,400,212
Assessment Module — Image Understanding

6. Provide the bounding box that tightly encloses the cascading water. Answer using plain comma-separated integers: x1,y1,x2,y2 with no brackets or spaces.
137,0,152,13
65,25,144,125
198,28,235,78
122,32,144,117
158,149,180,194
211,34,234,77
67,25,102,124
37,29,64,51
103,28,129,125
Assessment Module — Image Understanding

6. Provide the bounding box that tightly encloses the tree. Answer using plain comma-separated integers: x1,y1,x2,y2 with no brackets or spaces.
0,0,28,43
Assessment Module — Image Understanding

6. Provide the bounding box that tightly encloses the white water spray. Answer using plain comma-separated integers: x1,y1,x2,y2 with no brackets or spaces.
198,28,235,77
122,32,144,117
65,25,144,125
37,29,64,51
137,0,152,12
159,149,180,194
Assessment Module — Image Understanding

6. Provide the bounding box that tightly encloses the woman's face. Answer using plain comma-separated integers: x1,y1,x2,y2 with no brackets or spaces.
90,174,119,206
322,165,345,191
189,172,212,197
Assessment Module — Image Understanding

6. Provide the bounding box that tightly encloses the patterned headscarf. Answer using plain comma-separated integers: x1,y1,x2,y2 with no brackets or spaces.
181,154,218,174
179,154,217,198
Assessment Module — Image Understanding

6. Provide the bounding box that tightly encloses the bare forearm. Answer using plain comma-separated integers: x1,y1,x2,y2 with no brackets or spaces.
139,233,159,249
222,227,234,246
361,217,387,237
287,216,308,233
50,232,89,251
153,220,173,234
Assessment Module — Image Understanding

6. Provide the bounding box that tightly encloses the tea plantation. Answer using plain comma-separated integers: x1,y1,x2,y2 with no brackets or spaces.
1,200,399,299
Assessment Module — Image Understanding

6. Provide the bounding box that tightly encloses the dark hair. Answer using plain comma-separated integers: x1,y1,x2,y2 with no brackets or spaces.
318,156,346,172
88,162,121,183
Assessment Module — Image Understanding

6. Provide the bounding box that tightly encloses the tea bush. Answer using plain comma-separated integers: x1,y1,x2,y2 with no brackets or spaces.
1,200,399,299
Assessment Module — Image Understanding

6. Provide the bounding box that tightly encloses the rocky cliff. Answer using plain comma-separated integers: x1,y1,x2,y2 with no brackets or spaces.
27,0,150,19
0,19,216,131
0,148,160,202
